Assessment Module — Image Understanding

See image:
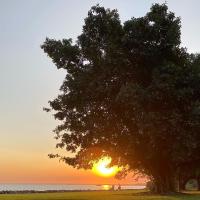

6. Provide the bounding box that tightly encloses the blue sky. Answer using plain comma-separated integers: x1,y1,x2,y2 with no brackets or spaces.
0,0,200,183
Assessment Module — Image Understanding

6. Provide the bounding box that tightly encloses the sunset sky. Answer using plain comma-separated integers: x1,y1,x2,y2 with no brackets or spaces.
0,0,200,184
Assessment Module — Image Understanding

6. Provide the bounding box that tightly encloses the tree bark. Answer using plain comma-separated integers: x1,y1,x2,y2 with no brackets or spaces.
198,177,200,191
152,174,178,194
179,180,186,191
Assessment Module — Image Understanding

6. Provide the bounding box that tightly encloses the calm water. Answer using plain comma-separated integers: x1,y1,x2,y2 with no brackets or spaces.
0,184,145,191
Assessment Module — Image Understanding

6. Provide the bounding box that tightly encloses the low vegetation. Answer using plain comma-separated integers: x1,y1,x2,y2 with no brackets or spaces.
0,190,200,200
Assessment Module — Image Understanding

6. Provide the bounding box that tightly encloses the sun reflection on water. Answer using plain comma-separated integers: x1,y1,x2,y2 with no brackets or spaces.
102,185,111,190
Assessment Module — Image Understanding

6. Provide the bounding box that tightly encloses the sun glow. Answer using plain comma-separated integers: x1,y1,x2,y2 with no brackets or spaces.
92,157,121,177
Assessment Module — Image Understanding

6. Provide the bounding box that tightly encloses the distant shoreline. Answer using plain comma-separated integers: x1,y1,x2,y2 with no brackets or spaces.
0,188,146,194
0,184,146,194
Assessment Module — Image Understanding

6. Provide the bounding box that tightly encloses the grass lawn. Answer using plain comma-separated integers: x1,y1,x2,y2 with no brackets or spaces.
0,190,200,200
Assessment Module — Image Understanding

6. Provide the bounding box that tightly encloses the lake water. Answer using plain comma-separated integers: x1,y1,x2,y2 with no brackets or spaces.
0,184,145,191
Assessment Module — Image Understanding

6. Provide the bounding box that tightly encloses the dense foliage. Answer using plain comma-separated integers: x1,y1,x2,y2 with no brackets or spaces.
41,4,200,193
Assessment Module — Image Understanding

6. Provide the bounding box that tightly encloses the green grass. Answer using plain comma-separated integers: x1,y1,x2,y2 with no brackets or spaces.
0,190,200,200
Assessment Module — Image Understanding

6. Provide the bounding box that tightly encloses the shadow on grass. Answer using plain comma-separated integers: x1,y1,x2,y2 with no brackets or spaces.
113,190,200,199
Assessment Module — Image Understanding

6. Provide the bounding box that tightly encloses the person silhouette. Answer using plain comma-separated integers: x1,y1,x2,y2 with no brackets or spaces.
117,184,121,190
111,185,115,190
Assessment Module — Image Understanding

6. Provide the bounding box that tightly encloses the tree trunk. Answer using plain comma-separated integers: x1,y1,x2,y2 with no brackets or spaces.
152,175,178,194
179,178,186,191
198,177,200,191
179,181,186,191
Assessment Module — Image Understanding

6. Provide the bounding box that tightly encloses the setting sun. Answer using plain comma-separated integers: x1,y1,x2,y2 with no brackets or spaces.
92,157,121,177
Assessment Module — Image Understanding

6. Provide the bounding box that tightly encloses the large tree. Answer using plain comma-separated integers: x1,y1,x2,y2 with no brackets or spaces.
41,4,200,193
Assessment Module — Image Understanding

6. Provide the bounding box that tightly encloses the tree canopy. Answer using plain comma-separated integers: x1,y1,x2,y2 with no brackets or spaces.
41,3,200,193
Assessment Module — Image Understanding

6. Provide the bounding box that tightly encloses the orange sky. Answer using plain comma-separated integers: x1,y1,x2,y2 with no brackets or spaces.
0,148,144,184
0,106,144,184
